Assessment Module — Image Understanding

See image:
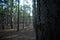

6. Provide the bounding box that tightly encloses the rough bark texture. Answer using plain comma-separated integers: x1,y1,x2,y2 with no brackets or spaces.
33,0,60,40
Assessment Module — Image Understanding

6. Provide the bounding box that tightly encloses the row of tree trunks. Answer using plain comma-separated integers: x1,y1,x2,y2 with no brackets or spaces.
33,0,60,40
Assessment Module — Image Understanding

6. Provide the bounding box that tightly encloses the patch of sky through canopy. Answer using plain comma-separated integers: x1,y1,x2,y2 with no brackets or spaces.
20,0,33,16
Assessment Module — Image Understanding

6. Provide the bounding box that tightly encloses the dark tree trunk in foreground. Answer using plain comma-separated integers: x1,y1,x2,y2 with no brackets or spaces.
33,0,60,40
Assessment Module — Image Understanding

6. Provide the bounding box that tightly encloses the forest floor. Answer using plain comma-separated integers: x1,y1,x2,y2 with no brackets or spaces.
0,24,36,40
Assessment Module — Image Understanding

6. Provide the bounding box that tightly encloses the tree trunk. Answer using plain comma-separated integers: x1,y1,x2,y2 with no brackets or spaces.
10,0,13,29
17,0,20,31
33,0,60,40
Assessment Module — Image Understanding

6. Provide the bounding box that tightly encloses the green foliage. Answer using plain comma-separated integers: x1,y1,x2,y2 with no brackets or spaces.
0,0,32,24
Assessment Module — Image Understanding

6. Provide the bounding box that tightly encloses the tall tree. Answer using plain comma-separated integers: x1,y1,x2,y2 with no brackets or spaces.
10,0,13,29
17,0,20,31
33,0,60,40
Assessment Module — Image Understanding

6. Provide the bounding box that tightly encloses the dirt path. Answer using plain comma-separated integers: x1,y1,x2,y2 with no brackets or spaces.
0,24,36,40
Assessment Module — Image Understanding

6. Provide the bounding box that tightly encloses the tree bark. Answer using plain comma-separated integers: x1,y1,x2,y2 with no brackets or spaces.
33,0,60,40
17,0,20,31
10,0,13,29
